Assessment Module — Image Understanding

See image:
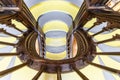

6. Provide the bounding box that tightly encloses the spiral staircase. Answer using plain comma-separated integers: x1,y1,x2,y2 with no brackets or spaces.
0,0,120,80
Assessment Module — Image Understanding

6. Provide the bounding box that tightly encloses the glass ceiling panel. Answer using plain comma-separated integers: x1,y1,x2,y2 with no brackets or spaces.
0,0,120,80
24,0,84,8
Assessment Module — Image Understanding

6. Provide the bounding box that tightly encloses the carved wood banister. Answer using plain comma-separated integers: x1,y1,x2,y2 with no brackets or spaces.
90,0,109,5
0,0,37,29
89,9,120,23
74,0,91,28
74,0,109,28
16,1,37,29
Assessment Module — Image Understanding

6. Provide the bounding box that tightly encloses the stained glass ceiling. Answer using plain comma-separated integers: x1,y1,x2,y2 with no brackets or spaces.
0,0,120,80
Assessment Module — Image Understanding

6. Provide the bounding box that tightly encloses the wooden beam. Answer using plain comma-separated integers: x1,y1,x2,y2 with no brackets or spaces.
0,28,20,38
0,62,27,77
90,9,120,23
92,30,105,37
87,19,103,32
96,34,120,44
16,1,37,29
0,0,21,6
0,53,19,56
96,38,115,44
32,66,45,80
0,0,44,37
0,41,17,47
90,0,108,5
95,52,120,56
72,65,89,80
57,67,62,80
87,61,120,74
0,7,20,12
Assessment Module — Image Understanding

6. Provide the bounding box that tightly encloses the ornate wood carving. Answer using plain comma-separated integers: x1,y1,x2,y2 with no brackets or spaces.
0,0,120,80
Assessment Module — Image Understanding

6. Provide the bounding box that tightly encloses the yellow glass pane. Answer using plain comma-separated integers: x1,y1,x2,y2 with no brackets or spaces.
99,56,120,80
11,66,38,80
44,73,57,80
0,37,16,48
30,1,79,19
46,51,66,60
94,29,120,41
113,2,120,11
0,37,16,43
12,20,27,30
46,37,66,46
81,56,106,80
84,18,96,28
104,41,120,47
0,57,13,71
